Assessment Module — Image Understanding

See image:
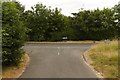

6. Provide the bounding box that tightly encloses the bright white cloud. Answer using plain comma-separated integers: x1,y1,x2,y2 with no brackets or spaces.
18,0,119,16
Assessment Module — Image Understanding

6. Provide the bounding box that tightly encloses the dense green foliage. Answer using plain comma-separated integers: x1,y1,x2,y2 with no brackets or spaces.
2,1,119,66
24,3,118,41
71,8,117,40
2,1,27,66
114,4,120,38
23,4,68,41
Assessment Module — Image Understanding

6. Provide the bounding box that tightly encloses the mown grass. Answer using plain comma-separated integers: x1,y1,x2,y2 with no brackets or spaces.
88,41,118,78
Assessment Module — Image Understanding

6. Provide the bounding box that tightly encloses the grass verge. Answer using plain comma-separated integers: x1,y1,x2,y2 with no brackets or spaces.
88,41,118,78
2,53,30,78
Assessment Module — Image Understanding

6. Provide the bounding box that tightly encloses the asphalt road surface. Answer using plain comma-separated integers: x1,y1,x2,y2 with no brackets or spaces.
20,43,98,78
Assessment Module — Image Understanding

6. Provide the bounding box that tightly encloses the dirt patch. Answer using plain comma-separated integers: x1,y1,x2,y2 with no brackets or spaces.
2,53,30,78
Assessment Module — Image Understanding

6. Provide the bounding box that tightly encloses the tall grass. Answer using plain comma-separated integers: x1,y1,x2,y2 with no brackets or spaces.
88,41,118,78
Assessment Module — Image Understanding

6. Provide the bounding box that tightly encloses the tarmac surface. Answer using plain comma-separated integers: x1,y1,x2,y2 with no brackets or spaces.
20,43,98,78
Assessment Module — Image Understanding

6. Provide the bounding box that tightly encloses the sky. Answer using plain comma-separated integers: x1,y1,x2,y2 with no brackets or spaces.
18,0,120,16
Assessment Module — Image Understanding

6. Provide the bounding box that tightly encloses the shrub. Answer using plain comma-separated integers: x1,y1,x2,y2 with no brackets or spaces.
2,1,26,66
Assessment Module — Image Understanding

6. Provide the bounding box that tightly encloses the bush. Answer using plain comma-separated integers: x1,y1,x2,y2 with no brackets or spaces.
2,1,26,66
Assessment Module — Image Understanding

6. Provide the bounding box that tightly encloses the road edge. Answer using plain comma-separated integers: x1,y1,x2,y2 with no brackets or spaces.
82,47,103,78
17,53,30,78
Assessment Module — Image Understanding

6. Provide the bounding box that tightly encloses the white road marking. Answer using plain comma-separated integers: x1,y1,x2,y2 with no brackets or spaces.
58,47,60,56
58,52,60,55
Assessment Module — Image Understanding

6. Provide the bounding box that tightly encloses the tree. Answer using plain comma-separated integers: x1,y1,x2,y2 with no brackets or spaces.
24,4,67,41
24,3,51,41
47,8,65,41
100,8,117,39
114,3,120,38
71,8,117,40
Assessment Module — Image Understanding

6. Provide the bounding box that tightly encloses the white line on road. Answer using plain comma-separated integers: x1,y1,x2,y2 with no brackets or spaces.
58,52,60,55
58,47,60,56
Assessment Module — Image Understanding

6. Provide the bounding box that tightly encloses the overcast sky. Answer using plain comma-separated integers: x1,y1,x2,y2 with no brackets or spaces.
18,0,119,16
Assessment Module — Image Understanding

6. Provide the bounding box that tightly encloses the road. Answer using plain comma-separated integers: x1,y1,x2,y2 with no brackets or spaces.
20,43,98,78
